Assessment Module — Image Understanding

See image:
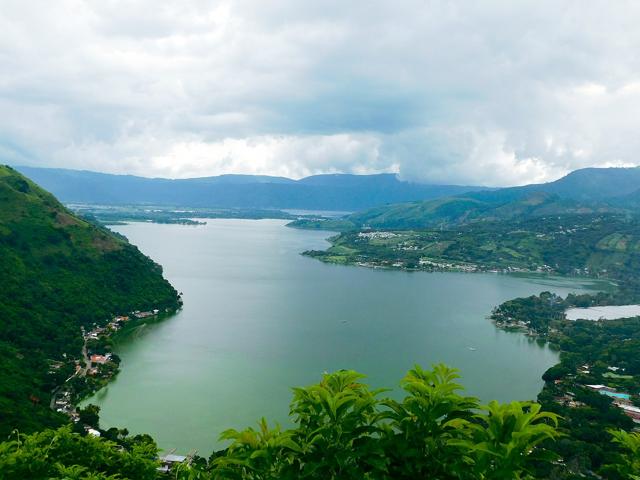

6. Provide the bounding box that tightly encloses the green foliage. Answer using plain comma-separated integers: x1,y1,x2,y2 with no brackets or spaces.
536,317,640,477
0,425,159,480
297,167,640,232
4,366,639,480
381,364,478,478
459,401,560,480
306,214,640,288
495,290,640,477
492,292,565,334
0,166,180,436
213,419,301,479
604,430,640,478
209,365,560,480
78,405,101,429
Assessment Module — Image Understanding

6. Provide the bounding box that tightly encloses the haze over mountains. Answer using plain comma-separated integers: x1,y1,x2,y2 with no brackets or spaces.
14,166,487,211
12,165,640,231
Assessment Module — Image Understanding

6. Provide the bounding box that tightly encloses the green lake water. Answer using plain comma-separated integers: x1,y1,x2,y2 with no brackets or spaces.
84,219,602,455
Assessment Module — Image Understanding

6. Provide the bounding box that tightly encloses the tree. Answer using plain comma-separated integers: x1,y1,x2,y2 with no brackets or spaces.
0,426,159,480
458,401,560,480
604,429,640,479
78,404,101,429
211,365,563,480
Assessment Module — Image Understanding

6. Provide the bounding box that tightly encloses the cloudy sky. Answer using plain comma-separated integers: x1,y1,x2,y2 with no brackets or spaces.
1,1,639,185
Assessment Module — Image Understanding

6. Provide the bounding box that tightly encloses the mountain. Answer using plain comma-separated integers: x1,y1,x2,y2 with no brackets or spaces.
13,166,487,211
0,165,180,436
293,167,639,230
520,166,640,200
609,187,640,208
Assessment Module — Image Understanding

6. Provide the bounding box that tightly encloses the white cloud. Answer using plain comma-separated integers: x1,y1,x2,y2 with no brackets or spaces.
1,0,640,186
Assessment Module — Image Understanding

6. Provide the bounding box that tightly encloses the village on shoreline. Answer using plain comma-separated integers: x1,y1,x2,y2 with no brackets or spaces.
48,307,169,437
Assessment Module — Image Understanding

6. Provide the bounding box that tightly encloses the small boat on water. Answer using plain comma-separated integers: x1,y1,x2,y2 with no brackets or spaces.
468,347,477,351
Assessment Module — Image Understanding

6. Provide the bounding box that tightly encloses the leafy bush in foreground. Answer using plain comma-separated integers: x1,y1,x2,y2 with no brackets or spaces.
204,364,563,479
0,425,159,480
3,365,637,479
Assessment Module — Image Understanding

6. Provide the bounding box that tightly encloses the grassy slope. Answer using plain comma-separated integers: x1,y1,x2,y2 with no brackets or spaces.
0,166,179,437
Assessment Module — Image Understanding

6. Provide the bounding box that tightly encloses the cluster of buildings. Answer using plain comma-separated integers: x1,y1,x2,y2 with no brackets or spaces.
418,258,478,272
85,315,132,340
52,389,77,419
357,231,399,240
586,384,640,422
49,309,162,422
134,309,160,319
553,364,640,424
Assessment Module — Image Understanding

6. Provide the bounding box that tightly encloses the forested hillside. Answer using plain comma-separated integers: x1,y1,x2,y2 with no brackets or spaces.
306,214,640,292
0,166,180,436
290,167,640,231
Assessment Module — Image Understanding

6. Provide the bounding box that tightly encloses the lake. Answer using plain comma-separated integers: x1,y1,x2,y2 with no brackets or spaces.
565,305,640,321
84,219,602,455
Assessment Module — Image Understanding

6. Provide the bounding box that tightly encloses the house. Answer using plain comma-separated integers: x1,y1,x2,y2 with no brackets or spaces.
586,384,614,392
586,384,631,400
618,404,640,422
90,354,110,365
158,454,187,473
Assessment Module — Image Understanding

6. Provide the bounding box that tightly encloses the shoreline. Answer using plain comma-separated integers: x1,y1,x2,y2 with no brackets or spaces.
49,305,181,432
60,220,634,464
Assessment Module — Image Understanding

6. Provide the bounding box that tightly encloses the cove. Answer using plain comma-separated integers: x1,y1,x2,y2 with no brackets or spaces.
83,219,602,455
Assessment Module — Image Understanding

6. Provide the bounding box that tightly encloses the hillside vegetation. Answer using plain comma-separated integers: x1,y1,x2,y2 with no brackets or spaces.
2,166,640,478
6,365,638,480
0,166,180,437
306,214,640,291
290,167,640,231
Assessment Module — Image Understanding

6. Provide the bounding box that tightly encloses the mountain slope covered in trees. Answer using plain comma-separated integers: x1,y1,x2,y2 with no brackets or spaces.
291,167,640,231
0,165,180,437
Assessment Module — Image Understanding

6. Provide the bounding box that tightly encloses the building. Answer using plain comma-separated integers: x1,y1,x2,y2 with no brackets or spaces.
158,454,187,473
90,354,110,365
618,404,640,423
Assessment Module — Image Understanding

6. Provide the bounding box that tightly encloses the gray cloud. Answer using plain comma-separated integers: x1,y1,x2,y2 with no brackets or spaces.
1,0,639,185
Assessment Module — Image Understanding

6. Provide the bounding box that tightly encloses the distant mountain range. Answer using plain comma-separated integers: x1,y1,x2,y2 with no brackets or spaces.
290,167,640,230
518,167,640,200
12,165,640,228
13,166,488,211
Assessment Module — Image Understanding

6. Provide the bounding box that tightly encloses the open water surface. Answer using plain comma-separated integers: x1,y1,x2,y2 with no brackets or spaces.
84,219,603,454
